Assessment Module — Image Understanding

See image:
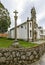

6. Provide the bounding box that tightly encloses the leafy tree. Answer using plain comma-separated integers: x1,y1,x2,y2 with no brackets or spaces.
0,2,11,33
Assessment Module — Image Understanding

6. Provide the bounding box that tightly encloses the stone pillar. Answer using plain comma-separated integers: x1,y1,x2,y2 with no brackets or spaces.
27,17,29,41
14,10,18,41
32,19,35,42
11,10,19,48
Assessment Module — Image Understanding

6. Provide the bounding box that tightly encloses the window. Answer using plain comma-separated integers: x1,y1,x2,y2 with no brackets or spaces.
21,25,23,28
30,30,32,37
30,23,31,27
40,30,43,34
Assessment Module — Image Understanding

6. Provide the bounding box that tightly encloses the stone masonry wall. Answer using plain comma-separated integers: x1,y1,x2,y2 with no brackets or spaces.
0,43,45,65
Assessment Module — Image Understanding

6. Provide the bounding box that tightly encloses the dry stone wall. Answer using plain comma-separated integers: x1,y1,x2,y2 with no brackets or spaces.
0,43,45,65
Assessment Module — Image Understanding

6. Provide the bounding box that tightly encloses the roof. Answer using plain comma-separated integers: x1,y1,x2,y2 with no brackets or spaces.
17,21,27,27
10,20,31,31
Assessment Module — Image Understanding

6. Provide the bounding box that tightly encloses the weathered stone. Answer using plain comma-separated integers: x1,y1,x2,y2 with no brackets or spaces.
33,51,37,55
6,61,9,65
21,55,25,60
4,52,10,57
30,55,34,60
18,61,22,64
17,57,20,60
0,57,6,62
10,55,13,60
12,52,16,57
14,58,17,62
2,49,6,53
26,52,31,56
6,55,13,61
0,53,2,57
20,51,26,55
0,43,44,65
35,55,38,59
26,56,29,60
16,52,20,57
9,61,13,65
6,56,11,61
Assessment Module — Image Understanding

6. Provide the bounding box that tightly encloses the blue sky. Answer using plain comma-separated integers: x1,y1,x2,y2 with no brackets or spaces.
1,0,45,29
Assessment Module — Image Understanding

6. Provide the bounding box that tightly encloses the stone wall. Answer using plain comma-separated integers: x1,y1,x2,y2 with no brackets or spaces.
0,43,45,65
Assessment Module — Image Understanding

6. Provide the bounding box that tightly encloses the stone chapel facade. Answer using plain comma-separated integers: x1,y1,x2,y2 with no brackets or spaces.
8,7,44,42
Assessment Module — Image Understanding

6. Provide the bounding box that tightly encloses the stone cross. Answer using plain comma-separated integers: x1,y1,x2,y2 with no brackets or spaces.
14,10,18,42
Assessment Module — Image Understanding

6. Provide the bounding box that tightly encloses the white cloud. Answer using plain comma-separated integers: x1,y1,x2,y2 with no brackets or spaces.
31,0,39,2
1,0,45,29
37,6,45,22
37,12,45,22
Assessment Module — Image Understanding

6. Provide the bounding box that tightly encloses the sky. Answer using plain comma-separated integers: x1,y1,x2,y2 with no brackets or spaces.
1,0,45,29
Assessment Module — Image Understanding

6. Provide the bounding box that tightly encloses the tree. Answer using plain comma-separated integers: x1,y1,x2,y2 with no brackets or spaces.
0,2,11,33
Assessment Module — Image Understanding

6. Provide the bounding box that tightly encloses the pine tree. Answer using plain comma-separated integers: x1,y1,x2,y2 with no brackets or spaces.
0,2,11,33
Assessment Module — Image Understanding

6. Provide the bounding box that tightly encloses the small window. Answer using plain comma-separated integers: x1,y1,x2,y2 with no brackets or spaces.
30,23,31,27
40,30,43,34
21,25,23,28
30,30,32,37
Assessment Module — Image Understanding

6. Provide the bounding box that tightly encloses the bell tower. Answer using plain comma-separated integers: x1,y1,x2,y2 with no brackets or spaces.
31,7,36,22
31,7,37,41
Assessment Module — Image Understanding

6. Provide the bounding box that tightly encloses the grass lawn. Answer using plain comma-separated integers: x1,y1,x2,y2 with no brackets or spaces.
0,38,14,48
19,40,38,48
0,38,38,48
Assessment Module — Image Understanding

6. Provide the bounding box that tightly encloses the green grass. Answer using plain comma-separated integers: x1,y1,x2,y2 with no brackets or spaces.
0,38,38,48
19,40,38,48
0,38,14,48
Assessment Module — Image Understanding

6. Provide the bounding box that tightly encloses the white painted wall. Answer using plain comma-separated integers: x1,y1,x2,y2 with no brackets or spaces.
17,23,27,40
37,27,43,39
10,29,15,39
17,27,19,39
8,20,44,41
9,23,27,40
37,28,40,39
